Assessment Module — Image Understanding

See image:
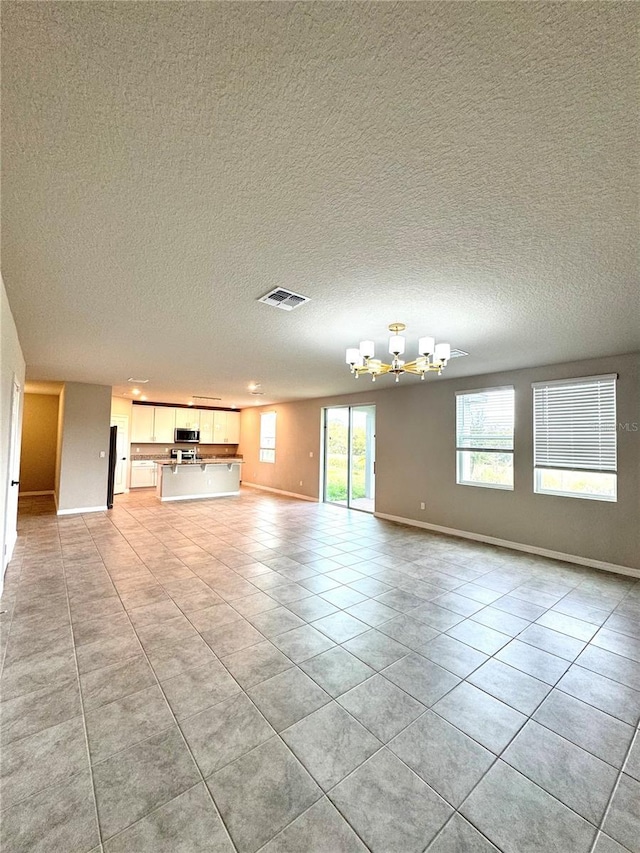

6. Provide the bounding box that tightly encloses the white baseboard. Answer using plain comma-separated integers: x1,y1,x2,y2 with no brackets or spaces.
374,512,640,579
56,505,107,516
160,491,240,502
19,490,54,496
242,482,318,502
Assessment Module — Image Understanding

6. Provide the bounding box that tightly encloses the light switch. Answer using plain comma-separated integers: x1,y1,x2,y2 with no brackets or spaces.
309,451,313,458
99,451,106,458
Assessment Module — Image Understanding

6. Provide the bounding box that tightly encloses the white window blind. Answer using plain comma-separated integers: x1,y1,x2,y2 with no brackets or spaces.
455,387,515,489
456,387,515,451
532,375,617,473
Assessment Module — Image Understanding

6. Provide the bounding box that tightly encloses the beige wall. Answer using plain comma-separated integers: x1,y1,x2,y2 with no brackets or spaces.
19,393,59,493
1,275,26,577
56,382,112,512
240,352,640,571
111,396,133,419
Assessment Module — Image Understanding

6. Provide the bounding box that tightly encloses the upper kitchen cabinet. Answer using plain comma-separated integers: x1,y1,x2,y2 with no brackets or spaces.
213,411,240,444
175,408,200,430
131,405,155,443
130,404,238,444
130,405,175,443
199,410,214,443
226,411,240,443
153,407,176,442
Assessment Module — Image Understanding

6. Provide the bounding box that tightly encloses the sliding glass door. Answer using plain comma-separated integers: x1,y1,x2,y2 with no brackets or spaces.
323,405,375,512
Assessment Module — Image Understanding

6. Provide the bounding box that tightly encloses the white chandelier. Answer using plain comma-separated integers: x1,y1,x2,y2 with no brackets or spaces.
346,322,451,383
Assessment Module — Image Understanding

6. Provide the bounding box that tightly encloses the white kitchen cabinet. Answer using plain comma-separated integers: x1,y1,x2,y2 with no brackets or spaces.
212,411,227,443
131,404,237,444
130,460,157,488
131,405,155,443
213,411,240,444
226,411,240,443
175,408,200,430
153,407,176,442
131,405,175,443
199,410,214,443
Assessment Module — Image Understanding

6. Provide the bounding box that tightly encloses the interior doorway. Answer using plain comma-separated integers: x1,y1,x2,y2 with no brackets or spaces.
323,405,375,512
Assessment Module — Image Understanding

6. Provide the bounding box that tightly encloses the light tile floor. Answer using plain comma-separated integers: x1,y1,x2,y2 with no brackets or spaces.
1,489,639,853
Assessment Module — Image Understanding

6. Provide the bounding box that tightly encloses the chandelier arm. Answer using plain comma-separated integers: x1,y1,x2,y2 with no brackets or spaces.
404,361,443,375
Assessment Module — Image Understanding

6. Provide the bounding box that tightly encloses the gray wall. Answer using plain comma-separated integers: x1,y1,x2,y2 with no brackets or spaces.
56,382,112,512
240,352,640,570
1,276,26,577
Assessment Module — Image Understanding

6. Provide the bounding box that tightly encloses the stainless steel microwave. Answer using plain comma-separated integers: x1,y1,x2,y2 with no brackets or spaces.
174,428,200,443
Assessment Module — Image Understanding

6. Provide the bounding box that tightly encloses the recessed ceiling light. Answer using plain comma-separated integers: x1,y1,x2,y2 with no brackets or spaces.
140,395,148,401
187,400,193,406
248,382,261,391
127,377,149,383
132,388,140,395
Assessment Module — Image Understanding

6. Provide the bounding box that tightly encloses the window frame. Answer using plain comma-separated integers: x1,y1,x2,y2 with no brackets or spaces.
532,374,617,503
259,411,277,464
455,385,515,491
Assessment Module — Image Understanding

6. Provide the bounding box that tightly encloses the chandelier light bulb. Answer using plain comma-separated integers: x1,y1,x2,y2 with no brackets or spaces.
359,340,375,359
434,342,451,363
346,348,360,365
418,336,435,356
388,334,405,356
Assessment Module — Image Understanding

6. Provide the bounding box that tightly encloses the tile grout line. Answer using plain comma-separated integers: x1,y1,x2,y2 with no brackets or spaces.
59,515,105,852
587,724,639,853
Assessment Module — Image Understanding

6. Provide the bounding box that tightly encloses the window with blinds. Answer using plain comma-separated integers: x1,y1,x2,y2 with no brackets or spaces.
259,412,276,463
532,374,617,501
456,387,515,489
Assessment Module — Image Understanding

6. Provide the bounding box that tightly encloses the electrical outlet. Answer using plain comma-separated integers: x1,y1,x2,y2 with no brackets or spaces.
309,451,313,458
99,451,106,458
420,502,426,510
299,480,303,486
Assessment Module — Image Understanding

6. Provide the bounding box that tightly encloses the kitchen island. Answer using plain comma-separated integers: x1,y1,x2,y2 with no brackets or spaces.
155,458,242,502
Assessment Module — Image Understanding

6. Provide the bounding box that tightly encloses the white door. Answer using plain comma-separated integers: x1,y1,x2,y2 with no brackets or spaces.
4,378,22,570
110,414,129,494
153,407,176,443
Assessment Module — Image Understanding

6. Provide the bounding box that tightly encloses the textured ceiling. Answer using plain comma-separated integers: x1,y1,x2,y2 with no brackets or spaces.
2,2,638,407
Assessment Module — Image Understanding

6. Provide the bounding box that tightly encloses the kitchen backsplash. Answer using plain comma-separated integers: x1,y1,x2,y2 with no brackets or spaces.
130,443,240,460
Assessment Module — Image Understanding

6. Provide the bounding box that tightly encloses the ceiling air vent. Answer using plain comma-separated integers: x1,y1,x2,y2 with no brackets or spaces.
258,288,310,311
449,349,469,359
